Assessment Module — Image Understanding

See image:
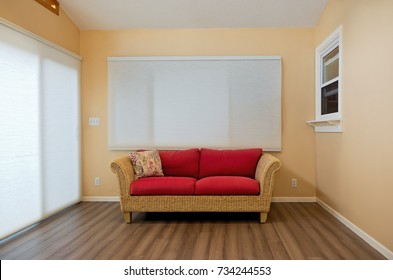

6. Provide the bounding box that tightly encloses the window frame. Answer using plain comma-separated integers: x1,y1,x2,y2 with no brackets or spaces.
308,26,343,133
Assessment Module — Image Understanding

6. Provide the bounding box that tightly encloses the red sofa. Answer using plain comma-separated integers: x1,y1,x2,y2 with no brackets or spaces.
111,148,281,223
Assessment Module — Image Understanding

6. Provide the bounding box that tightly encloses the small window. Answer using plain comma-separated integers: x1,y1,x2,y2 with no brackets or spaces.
308,26,342,133
321,46,339,115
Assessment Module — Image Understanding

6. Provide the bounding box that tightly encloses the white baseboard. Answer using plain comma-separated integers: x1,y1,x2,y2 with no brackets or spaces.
317,198,393,260
82,196,119,202
272,197,317,202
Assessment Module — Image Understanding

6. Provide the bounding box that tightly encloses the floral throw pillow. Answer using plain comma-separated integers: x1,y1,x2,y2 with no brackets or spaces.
129,150,164,179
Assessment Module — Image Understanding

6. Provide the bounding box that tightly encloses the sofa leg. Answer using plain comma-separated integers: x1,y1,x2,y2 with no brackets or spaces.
259,212,268,223
123,212,132,223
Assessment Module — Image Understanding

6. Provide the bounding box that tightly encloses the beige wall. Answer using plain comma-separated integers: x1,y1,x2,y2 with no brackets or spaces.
80,28,317,199
0,0,80,54
315,0,393,252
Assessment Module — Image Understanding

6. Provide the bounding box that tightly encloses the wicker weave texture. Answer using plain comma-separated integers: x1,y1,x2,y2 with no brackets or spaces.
111,152,281,222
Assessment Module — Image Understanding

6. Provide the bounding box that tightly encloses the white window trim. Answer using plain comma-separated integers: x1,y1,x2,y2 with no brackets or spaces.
307,26,343,133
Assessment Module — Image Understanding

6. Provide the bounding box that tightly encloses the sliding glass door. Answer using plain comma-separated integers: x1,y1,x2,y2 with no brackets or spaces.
0,20,81,239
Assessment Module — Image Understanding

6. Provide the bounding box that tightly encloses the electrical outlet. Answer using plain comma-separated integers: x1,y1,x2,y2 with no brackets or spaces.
95,177,101,186
291,178,297,188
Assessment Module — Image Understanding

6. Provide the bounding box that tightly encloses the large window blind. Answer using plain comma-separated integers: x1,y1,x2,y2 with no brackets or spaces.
0,19,81,239
108,56,281,151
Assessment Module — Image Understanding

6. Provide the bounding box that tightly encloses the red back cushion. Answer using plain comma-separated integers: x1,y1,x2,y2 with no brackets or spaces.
159,149,200,178
199,148,263,178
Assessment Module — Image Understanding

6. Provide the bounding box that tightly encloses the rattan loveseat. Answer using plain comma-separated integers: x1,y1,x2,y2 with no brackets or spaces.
110,148,280,223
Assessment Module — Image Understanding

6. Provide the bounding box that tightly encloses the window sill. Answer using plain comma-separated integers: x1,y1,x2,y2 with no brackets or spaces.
306,119,342,133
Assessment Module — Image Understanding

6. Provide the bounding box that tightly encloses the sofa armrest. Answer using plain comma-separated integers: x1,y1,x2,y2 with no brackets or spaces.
255,153,281,201
110,156,135,198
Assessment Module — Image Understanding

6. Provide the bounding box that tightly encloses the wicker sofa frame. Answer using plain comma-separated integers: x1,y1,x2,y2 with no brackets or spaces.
110,153,281,223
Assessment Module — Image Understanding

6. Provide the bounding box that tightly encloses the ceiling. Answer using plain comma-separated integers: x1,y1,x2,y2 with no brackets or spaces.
59,0,328,30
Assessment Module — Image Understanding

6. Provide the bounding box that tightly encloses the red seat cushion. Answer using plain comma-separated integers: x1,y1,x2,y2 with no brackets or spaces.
131,177,196,195
159,149,200,178
199,148,262,178
195,176,260,195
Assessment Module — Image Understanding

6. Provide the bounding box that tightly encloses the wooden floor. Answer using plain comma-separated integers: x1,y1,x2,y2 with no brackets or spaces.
0,202,385,260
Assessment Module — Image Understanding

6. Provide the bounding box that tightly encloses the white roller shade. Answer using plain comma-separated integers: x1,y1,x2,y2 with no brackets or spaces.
108,56,281,151
0,20,81,239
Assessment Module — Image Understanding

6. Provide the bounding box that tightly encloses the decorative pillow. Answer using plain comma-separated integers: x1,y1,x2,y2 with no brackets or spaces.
129,150,164,179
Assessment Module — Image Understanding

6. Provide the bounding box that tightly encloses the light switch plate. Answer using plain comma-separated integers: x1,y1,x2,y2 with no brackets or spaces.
89,117,100,126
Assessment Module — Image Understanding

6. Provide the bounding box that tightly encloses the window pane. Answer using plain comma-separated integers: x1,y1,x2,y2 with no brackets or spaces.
321,81,338,115
323,46,339,83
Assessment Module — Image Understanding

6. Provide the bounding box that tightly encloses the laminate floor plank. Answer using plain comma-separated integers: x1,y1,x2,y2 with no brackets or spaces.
128,222,166,259
304,203,375,259
178,223,201,260
237,223,255,260
270,203,307,259
300,202,360,259
191,231,211,260
250,222,288,259
157,222,188,260
146,222,177,260
0,202,386,260
0,202,106,259
0,202,93,255
207,222,225,259
282,203,329,260
63,205,124,260
108,222,146,260
223,223,240,259
29,203,119,259
289,203,342,259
